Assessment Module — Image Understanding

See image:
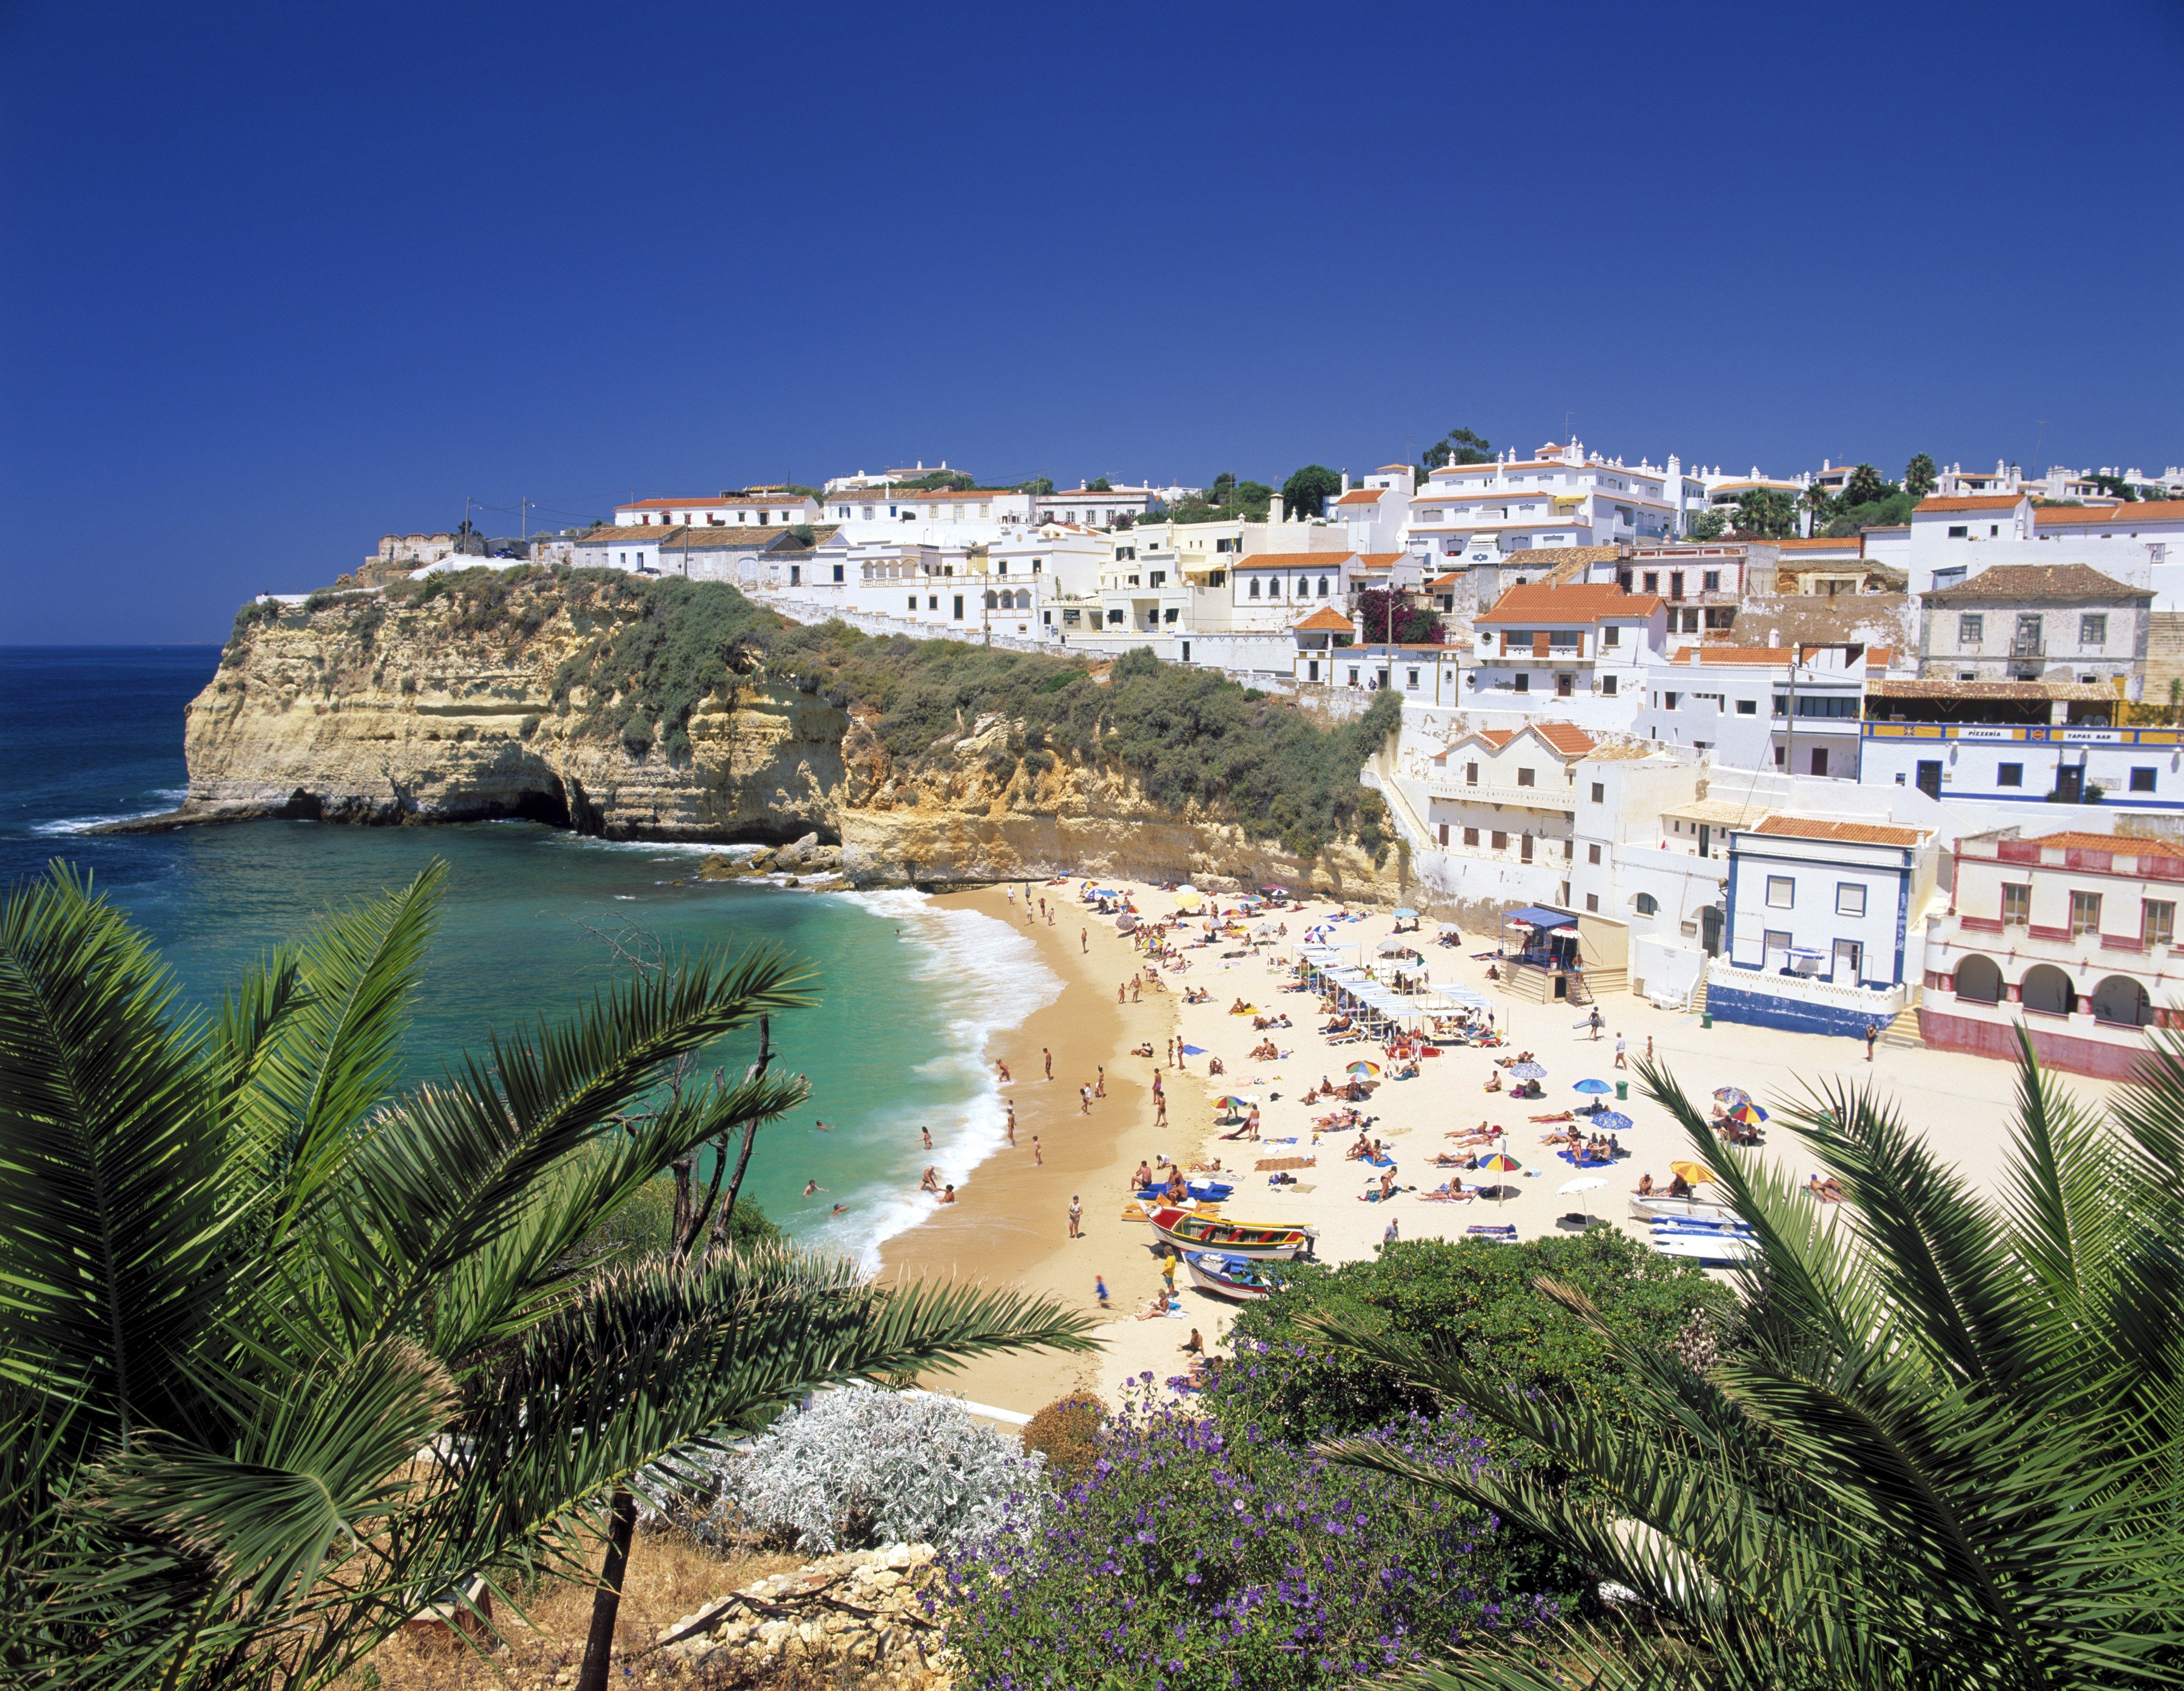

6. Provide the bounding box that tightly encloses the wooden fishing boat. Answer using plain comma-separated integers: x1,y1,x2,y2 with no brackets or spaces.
1627,1192,1739,1226
1649,1230,1756,1267
1147,1205,1316,1260
1184,1251,1285,1301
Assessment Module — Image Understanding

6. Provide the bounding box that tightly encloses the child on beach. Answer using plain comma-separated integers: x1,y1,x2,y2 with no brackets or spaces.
996,1060,1011,1082
1096,1275,1110,1308
1033,1137,1043,1165
1068,1195,1082,1237
1079,1085,1091,1115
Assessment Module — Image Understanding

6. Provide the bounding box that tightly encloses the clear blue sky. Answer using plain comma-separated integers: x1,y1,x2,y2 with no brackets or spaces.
4,0,2180,643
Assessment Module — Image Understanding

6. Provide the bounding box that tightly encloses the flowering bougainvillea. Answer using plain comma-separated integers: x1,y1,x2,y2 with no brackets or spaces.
937,1376,1557,1690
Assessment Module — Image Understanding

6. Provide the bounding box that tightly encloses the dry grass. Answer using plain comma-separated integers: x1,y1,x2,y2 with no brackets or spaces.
344,1527,805,1690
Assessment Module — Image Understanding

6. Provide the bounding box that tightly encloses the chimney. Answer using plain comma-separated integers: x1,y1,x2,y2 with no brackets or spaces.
1340,471,1350,495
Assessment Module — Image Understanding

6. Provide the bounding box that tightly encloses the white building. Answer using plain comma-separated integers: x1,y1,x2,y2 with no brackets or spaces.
1634,643,1898,778
1328,466,1414,554
1918,826,2178,1079
1919,564,2151,692
1859,715,2184,811
615,490,821,528
819,486,1036,544
1464,581,1670,733
1034,483,1163,528
1404,439,1683,565
1710,815,1941,1039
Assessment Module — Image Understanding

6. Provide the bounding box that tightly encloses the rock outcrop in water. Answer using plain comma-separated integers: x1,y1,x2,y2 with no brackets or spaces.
146,575,1407,901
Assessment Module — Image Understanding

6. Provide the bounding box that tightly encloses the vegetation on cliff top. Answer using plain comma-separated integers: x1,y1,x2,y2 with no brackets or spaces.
255,567,1398,859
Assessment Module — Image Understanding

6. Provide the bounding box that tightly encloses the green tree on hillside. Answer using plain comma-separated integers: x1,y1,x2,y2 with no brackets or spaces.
1281,464,1344,520
0,865,1090,1690
1420,425,1495,479
1906,452,1938,499
1685,509,1728,541
1016,476,1054,497
1733,486,1798,537
1322,1041,2184,1689
2086,472,2139,502
1802,481,1834,528
1841,462,1893,505
1085,476,1111,491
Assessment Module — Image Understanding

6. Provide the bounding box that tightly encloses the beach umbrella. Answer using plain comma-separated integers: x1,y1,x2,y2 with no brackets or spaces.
1712,1086,1753,1109
1572,1078,1613,1095
1669,1159,1716,1184
1345,1061,1382,1078
1508,1062,1546,1081
1214,1094,1257,1112
1393,907,1419,919
1115,913,1138,931
1478,1150,1522,1206
1375,939,1409,956
1557,1172,1606,1226
1590,1110,1633,1132
1728,1101,1768,1126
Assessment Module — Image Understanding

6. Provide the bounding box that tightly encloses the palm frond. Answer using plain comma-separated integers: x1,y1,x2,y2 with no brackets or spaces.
0,865,232,1453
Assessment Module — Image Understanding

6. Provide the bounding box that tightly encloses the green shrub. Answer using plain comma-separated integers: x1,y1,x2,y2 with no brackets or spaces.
1019,1391,1104,1481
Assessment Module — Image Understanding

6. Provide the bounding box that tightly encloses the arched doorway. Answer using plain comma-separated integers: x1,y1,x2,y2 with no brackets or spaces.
2020,964,2074,1017
1953,954,2004,1004
2091,974,2151,1027
1699,904,1724,957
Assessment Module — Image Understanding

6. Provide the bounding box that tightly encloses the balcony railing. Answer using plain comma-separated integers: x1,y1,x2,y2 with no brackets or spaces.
2010,636,2045,658
1418,778,1577,811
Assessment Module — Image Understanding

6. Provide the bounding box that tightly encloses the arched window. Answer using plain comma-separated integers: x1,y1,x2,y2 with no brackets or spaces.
1953,954,2004,1004
983,590,998,609
1318,577,1330,598
2020,964,2074,1017
1633,893,1658,916
2092,974,2151,1028
1249,578,1261,598
1014,590,1031,610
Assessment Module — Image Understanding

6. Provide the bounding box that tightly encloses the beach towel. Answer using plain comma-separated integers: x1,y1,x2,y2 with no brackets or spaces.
1180,1044,1208,1056
1255,1155,1316,1172
1364,1154,1396,1169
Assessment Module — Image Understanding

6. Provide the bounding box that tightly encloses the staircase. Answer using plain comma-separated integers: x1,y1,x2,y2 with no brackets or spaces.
1565,973,1592,1007
1882,1003,1926,1049
1688,977,1709,1016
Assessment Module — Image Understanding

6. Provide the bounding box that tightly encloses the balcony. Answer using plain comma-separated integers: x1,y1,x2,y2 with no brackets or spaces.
2009,635,2045,659
1420,777,1578,811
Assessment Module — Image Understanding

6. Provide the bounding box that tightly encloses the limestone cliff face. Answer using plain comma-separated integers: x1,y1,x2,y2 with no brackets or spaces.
179,592,844,840
166,582,1407,902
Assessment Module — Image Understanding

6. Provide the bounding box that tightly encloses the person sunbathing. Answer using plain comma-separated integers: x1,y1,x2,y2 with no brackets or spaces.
1807,1173,1844,1202
1206,1056,1225,1075
1636,1172,1655,1197
1430,1152,1474,1168
1483,1073,1503,1093
1132,1161,1154,1188
1131,1042,1155,1058
1423,1178,1471,1201
1229,998,1251,1014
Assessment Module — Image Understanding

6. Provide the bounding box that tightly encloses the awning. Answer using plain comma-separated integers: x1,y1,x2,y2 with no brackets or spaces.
1504,905,1577,930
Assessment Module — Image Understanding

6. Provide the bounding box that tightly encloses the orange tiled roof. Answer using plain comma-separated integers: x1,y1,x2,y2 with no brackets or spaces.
1435,727,1517,755
2024,831,2184,859
1916,494,2025,513
1292,606,1356,633
1476,582,1665,624
1334,488,1384,505
2034,499,2184,525
1774,536,1860,550
1528,722,1597,757
1750,816,1924,848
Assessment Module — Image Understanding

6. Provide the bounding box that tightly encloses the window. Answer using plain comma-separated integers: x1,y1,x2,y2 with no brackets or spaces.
1318,578,1330,598
1602,626,1620,647
1249,577,1261,598
1513,673,1529,693
1490,830,1508,850
929,595,940,610
1766,876,1795,909
1586,893,1600,912
1642,572,1659,592
1998,762,2023,787
1590,781,1605,803
1465,761,1479,785
1948,524,1969,538
1959,613,1984,644
2145,900,2175,946
2131,767,2156,792
1517,767,1535,788
1347,666,1360,686
1634,893,1659,916
1555,673,1574,697
1836,882,1866,917
1600,674,1618,697
1703,570,1721,591
2003,882,2031,925
906,595,918,610
2081,613,2108,647
1520,834,1534,863
1588,843,1602,865
1663,692,1679,709
1463,826,1480,847
2071,891,2102,937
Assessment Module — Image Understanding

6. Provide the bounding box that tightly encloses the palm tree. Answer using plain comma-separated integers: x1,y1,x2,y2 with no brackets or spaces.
0,863,1091,1690
1318,1036,2184,1689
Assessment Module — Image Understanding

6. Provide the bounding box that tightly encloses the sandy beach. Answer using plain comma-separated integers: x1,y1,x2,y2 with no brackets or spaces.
881,876,2130,1417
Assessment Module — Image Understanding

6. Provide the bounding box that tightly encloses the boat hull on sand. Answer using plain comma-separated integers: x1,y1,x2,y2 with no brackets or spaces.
1184,1252,1283,1301
1148,1206,1315,1260
1650,1232,1756,1266
1629,1193,1739,1225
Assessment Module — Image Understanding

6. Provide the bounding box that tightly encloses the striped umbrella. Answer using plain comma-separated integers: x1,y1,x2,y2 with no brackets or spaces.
1214,1095,1257,1115
1729,1101,1768,1125
1345,1061,1382,1078
1478,1150,1523,1206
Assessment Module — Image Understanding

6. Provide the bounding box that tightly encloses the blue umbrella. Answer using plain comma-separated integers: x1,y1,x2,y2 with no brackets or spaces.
1392,907,1420,919
1591,1110,1633,1132
1508,1062,1546,1081
1573,1078,1613,1095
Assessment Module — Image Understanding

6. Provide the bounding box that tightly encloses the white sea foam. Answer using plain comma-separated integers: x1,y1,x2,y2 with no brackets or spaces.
817,888,1064,1270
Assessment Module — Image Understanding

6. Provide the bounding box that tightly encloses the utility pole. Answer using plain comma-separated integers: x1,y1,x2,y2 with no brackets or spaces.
519,497,530,542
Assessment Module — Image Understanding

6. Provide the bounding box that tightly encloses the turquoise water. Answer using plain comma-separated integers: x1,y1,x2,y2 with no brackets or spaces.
1,647,1057,1258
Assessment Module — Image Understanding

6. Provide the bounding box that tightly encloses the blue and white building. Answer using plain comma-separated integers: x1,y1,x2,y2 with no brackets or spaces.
1710,815,1941,1039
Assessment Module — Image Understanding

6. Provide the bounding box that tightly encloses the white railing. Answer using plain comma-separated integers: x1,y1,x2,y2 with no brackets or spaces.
1716,968,1904,1015
1417,778,1577,811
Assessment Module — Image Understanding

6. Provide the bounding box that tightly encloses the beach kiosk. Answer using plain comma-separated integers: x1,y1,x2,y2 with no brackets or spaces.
1498,905,1586,1004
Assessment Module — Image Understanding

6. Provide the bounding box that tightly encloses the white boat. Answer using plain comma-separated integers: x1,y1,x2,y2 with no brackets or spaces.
1628,1192,1739,1226
1650,1232,1757,1267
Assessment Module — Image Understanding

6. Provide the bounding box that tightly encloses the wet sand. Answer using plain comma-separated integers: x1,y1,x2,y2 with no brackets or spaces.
879,884,1200,1416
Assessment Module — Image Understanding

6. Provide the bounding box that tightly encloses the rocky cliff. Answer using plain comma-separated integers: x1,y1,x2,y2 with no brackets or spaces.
156,574,1406,902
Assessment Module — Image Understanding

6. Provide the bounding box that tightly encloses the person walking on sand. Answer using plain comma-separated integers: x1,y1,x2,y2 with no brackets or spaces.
1096,1274,1110,1309
1383,1217,1400,1246
1614,1033,1627,1069
1154,1090,1168,1128
1117,981,1126,1004
1645,1035,1654,1062
1068,1194,1083,1238
1095,1065,1106,1098
1588,1007,1603,1041
1080,928,1088,954
1865,1019,1880,1062
1043,1047,1053,1080
1033,1136,1043,1166
1079,1085,1091,1116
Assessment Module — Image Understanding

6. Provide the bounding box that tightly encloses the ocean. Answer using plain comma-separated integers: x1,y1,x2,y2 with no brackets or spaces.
0,646,1059,1263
